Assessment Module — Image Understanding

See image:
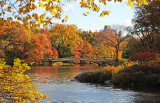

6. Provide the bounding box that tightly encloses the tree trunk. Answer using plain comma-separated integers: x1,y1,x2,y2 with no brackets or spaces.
116,49,119,62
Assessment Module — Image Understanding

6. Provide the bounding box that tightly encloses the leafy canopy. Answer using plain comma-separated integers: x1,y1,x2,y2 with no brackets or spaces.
0,0,148,28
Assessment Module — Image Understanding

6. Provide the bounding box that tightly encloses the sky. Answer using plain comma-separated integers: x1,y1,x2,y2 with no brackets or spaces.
49,1,135,32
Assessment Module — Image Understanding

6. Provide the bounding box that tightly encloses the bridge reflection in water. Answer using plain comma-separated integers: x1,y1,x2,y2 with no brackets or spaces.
42,58,113,66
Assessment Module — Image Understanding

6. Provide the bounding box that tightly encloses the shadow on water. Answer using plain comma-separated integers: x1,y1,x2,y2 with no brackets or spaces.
112,85,160,93
25,65,160,103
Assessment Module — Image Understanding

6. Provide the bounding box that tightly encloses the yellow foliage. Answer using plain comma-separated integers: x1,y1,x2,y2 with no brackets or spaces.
127,2,134,8
25,24,30,29
39,2,44,9
65,15,68,22
37,17,41,24
46,0,50,4
51,10,57,15
0,58,48,102
100,11,110,17
103,65,122,74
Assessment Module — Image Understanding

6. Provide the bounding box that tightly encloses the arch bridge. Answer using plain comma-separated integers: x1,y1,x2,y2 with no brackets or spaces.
42,58,113,66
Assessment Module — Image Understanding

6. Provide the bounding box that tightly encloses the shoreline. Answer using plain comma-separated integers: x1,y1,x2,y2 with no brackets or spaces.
74,66,160,90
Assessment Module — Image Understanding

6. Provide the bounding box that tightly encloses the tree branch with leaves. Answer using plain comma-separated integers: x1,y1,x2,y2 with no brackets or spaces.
0,0,149,28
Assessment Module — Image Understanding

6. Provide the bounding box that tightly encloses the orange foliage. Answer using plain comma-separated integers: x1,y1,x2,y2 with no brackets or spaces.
53,49,58,59
81,41,94,58
25,32,53,64
103,62,138,73
73,46,81,58
40,29,51,39
103,66,122,73
0,26,28,52
0,26,29,64
113,51,123,60
97,31,124,61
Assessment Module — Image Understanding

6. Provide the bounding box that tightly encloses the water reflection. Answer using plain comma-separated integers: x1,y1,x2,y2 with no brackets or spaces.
25,65,160,103
25,65,99,84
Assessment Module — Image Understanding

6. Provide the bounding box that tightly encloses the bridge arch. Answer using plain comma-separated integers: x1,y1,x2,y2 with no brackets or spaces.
42,58,113,66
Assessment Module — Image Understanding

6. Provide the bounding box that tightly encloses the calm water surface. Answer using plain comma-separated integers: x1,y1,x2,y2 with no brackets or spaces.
25,65,160,103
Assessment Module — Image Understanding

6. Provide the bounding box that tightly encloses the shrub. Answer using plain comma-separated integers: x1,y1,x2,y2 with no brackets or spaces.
104,61,137,74
135,51,158,62
112,60,160,87
112,71,160,87
103,66,123,74
108,58,131,66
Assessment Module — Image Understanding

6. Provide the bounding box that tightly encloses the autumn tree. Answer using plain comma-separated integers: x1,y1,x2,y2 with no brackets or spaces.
0,26,29,65
132,0,160,52
96,42,114,59
80,40,94,58
25,31,53,64
53,49,58,59
72,46,81,63
79,30,97,45
36,29,53,58
122,35,142,60
99,25,131,62
50,24,84,58
73,46,81,58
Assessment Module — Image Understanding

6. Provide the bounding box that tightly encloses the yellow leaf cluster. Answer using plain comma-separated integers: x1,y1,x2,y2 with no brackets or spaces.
39,2,45,9
83,12,90,16
80,0,100,12
100,11,110,17
62,15,68,23
137,0,148,6
46,0,50,4
0,58,48,102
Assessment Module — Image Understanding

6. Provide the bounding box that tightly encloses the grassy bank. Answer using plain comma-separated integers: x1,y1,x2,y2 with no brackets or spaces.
75,60,160,88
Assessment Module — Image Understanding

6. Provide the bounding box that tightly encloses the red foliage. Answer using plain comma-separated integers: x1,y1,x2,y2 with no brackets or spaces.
72,46,81,64
26,34,43,63
25,33,53,64
53,49,58,59
146,60,160,69
41,29,51,39
135,51,158,62
81,41,93,58
73,46,81,58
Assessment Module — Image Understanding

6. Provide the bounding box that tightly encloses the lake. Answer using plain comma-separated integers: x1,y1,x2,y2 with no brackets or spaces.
25,65,160,103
